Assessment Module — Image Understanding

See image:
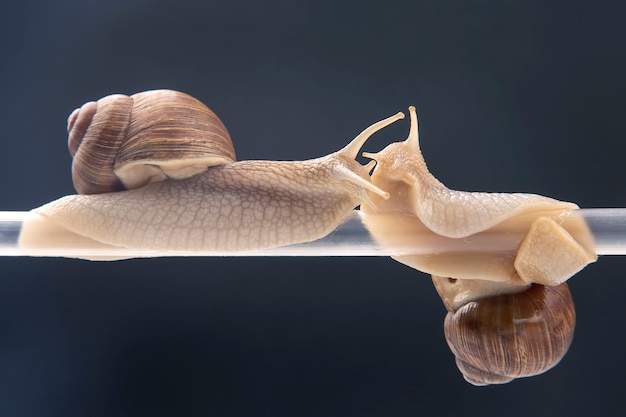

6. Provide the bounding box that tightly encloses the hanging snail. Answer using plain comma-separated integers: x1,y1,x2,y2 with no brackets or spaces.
357,105,594,385
19,89,599,385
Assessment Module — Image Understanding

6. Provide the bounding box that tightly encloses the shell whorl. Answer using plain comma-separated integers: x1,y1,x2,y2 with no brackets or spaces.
67,89,235,194
443,283,576,385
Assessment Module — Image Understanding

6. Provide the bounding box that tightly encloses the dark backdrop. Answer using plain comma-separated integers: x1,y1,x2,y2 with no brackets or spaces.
1,1,625,416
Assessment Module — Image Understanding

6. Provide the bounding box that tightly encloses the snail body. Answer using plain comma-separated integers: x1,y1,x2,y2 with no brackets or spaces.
27,90,404,254
37,155,381,252
361,106,596,286
433,276,576,386
356,106,588,385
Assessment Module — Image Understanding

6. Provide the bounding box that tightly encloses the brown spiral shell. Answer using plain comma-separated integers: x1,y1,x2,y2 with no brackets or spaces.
443,283,576,386
67,89,235,194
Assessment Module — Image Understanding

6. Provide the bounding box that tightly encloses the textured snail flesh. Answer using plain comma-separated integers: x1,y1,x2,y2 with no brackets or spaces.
24,157,383,253
361,106,597,287
20,92,405,257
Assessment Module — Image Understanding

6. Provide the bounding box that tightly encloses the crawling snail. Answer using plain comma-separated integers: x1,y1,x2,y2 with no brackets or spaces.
22,89,403,254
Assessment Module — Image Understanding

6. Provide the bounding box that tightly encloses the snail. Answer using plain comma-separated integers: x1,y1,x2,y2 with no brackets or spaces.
432,276,576,386
357,105,587,385
20,89,406,256
361,105,597,286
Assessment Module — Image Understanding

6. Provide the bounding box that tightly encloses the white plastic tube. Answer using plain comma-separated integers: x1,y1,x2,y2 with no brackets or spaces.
1,208,625,259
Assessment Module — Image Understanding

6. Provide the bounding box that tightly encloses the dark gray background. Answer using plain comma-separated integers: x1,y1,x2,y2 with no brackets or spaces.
1,1,625,416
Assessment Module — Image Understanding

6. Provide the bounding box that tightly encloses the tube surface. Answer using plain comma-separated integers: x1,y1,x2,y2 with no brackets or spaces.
1,208,624,258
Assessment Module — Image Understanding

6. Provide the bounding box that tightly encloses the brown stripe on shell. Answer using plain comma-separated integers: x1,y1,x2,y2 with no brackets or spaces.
70,94,133,194
443,283,575,385
113,90,235,188
67,101,97,157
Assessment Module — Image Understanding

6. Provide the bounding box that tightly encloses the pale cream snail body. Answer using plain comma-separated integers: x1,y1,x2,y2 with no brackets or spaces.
361,106,597,287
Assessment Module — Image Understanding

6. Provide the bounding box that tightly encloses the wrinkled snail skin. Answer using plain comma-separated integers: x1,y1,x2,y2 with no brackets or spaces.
361,106,597,286
33,155,383,252
436,278,576,386
357,106,586,386
23,90,406,255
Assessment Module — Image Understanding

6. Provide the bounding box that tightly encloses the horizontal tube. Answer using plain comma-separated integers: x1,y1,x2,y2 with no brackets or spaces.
0,208,624,259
